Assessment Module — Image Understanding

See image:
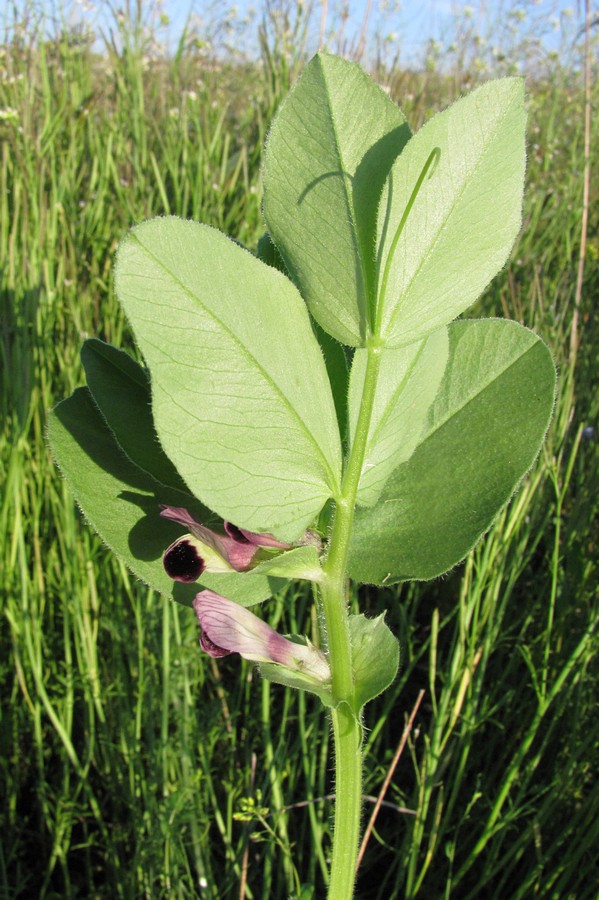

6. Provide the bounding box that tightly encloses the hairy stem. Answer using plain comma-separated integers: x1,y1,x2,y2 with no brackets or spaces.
320,344,382,899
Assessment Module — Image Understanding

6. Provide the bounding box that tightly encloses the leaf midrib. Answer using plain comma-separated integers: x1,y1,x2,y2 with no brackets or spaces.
317,56,369,341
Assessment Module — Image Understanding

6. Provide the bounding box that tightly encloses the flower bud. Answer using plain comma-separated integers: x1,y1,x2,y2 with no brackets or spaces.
193,590,331,685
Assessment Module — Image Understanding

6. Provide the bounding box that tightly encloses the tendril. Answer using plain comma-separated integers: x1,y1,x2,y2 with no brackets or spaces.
376,146,441,335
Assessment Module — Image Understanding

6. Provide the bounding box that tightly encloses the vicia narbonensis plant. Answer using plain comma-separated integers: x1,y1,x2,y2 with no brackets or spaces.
48,54,555,899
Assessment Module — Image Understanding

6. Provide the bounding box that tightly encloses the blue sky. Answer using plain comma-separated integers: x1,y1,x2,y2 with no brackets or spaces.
2,0,587,64
158,0,585,62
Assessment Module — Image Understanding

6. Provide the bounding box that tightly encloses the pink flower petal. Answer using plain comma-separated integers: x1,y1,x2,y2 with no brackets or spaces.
193,590,330,683
160,506,259,572
199,630,232,658
224,522,291,549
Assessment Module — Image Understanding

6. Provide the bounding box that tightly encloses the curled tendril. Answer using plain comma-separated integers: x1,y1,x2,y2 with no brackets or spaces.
376,146,441,334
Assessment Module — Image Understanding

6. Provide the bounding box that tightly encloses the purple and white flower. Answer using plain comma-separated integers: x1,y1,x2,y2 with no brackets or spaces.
160,505,291,582
193,590,331,684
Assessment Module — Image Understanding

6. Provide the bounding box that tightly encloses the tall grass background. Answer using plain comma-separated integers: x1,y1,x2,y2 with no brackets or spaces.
1,1,597,897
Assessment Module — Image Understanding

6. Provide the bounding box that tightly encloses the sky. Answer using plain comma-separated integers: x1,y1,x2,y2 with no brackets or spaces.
156,0,587,63
2,0,589,65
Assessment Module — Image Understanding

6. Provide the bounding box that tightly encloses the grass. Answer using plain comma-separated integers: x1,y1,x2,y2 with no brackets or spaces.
1,2,597,897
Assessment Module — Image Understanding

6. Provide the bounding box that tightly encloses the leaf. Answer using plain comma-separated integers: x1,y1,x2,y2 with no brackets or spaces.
263,52,411,346
348,327,449,506
252,546,323,582
348,319,556,584
48,387,281,607
349,614,400,713
81,339,187,493
259,663,334,707
313,322,351,449
115,216,342,542
255,232,288,274
375,78,526,347
80,341,324,581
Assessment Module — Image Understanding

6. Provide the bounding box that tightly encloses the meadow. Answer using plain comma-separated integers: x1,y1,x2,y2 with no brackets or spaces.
1,2,597,897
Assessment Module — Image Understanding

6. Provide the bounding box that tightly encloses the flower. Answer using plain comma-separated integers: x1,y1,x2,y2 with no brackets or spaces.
160,505,291,582
193,590,331,684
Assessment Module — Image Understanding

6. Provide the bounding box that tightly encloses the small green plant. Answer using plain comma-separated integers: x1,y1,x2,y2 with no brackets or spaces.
48,53,555,898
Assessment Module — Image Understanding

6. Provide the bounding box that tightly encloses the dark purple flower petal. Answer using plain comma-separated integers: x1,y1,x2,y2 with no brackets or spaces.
161,506,260,572
224,522,291,549
199,630,232,658
223,523,252,544
163,537,205,582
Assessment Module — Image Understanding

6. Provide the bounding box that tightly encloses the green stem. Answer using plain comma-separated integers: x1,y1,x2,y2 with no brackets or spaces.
319,344,383,899
319,153,441,895
329,703,363,897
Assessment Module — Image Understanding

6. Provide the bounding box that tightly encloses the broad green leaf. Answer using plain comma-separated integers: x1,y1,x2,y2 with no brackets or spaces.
48,387,281,607
375,78,526,347
256,237,353,445
249,247,352,450
81,339,187,493
348,319,556,584
263,52,411,346
349,613,400,713
348,327,449,506
115,217,342,542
